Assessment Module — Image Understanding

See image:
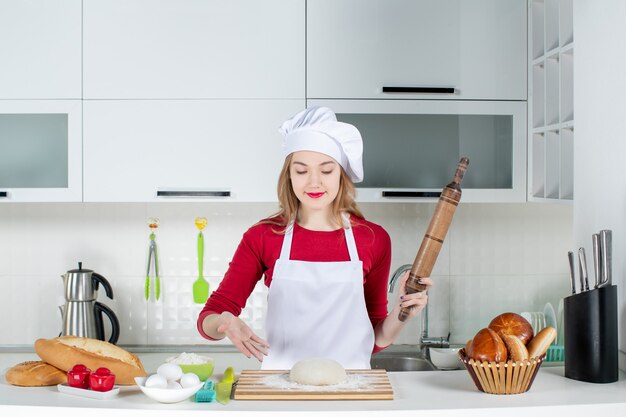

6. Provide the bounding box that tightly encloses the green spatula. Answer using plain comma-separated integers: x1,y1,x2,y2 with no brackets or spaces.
193,217,209,304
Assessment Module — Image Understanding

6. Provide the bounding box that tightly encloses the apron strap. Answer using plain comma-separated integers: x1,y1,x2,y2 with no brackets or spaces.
279,223,295,260
278,213,360,261
341,213,360,262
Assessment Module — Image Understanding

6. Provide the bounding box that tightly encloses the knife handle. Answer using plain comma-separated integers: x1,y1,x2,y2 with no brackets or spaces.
599,230,612,287
577,248,588,292
567,251,576,294
592,234,601,289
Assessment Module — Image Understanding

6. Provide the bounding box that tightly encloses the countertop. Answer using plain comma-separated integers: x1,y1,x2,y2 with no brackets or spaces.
2,351,626,416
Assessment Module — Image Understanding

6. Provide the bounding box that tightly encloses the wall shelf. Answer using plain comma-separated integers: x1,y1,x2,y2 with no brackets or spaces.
528,0,574,202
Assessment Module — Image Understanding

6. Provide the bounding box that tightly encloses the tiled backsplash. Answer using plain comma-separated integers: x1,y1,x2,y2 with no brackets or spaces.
0,202,572,347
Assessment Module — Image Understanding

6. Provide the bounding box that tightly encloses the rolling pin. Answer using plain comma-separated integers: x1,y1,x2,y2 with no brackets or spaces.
398,157,469,321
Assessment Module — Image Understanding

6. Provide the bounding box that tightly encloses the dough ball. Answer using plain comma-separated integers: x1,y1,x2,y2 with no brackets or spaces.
289,358,347,386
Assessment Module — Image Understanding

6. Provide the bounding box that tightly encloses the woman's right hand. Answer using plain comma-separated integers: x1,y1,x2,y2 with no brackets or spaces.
217,312,269,362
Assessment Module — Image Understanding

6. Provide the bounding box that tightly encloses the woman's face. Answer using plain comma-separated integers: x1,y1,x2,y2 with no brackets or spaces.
289,150,341,212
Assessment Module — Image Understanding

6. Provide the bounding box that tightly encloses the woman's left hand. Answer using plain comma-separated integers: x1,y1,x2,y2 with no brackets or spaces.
395,271,433,320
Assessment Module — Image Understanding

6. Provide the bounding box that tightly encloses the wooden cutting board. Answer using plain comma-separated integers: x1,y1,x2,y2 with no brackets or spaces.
233,369,394,400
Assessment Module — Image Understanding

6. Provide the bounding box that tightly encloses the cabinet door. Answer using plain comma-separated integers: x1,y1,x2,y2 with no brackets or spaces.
83,0,304,99
83,100,304,202
0,0,81,99
307,0,526,100
0,100,82,202
308,99,526,203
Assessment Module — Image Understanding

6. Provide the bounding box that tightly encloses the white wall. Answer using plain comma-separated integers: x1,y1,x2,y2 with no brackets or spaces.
574,0,626,366
0,202,571,348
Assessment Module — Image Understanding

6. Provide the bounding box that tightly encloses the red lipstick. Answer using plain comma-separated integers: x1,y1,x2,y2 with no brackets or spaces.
306,192,325,199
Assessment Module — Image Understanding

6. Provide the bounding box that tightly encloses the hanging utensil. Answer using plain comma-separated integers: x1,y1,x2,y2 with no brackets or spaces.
145,218,161,301
193,217,210,304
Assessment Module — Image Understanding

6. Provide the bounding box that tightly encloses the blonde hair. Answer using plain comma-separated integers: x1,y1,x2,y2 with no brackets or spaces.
263,154,364,231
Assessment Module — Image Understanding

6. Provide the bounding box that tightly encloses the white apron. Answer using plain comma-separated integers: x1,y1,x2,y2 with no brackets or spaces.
261,214,375,370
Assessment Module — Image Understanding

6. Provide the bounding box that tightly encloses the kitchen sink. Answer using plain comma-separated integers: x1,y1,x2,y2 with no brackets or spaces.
370,355,436,372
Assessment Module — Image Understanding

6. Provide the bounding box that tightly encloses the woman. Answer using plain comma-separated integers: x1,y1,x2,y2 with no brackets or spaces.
197,106,432,370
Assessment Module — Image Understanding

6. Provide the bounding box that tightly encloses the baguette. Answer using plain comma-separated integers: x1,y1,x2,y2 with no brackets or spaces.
526,326,557,359
5,361,66,387
500,334,529,362
34,336,146,385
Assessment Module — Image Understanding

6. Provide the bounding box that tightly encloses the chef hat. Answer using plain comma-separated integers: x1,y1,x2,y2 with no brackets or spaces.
279,106,364,183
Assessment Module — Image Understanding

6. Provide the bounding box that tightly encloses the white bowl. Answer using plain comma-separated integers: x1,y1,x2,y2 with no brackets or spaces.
134,377,204,403
429,347,463,370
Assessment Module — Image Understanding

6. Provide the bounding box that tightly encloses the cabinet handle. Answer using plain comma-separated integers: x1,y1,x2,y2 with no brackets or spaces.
382,86,455,94
156,190,231,198
382,191,441,198
0,191,7,198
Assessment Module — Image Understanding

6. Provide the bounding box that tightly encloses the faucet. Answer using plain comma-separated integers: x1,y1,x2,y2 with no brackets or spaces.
389,264,450,351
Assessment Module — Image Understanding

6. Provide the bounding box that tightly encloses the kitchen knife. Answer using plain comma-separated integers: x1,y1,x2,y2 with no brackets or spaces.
578,247,589,291
599,230,612,287
567,251,577,294
592,233,601,289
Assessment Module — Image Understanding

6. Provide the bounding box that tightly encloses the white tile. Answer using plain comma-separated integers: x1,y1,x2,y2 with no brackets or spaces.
450,203,573,276
78,203,147,277
448,274,570,345
0,274,65,344
95,274,147,345
0,202,574,349
8,203,86,276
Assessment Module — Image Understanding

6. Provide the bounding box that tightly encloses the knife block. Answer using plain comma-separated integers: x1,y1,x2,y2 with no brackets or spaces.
563,285,618,383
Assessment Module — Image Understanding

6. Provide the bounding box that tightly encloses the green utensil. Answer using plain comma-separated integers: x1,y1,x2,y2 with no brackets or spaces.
145,218,160,301
193,217,209,304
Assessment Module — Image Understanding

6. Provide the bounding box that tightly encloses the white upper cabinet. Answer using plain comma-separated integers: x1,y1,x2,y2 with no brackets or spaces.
0,100,82,202
83,0,304,99
83,100,303,202
307,0,527,100
0,0,81,99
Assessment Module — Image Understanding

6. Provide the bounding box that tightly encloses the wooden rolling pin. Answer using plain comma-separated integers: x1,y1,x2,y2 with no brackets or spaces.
398,157,469,321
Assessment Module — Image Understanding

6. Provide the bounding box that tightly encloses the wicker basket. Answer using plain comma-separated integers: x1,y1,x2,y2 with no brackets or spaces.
458,348,545,395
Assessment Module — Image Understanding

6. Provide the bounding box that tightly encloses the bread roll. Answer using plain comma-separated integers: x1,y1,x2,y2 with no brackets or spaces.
5,361,66,387
488,312,534,345
468,328,508,363
35,336,146,385
465,339,472,354
526,326,557,359
500,334,529,362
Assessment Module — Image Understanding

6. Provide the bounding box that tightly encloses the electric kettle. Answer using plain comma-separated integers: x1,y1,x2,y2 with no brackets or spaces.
59,262,120,344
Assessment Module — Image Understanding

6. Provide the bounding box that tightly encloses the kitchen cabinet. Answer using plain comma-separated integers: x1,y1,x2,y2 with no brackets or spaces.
307,0,527,101
83,0,304,99
0,100,82,202
0,0,81,99
528,0,574,202
83,100,304,202
308,99,527,203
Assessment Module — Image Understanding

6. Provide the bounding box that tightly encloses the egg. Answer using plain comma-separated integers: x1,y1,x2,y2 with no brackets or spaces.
157,363,183,381
166,381,182,390
179,372,201,388
144,373,167,389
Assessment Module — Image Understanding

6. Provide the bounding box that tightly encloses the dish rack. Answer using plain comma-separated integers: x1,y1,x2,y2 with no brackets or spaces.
545,345,564,362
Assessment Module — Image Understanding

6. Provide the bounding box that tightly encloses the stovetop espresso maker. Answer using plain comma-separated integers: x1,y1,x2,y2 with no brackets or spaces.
59,262,120,344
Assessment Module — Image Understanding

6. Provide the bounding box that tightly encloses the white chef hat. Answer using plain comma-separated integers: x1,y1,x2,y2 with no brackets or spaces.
279,106,364,183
